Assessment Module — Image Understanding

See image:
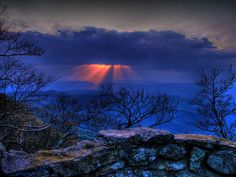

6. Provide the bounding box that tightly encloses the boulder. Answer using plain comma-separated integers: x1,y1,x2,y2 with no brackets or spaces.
205,170,221,177
175,134,236,149
157,144,186,160
0,142,5,174
189,147,206,172
133,170,154,177
151,160,186,171
0,143,5,157
1,140,116,176
127,147,156,166
107,168,138,177
176,170,198,177
207,150,236,175
95,161,125,176
1,150,32,174
98,127,174,146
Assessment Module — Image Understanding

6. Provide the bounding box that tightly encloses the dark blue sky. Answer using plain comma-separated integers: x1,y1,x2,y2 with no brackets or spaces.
4,0,236,84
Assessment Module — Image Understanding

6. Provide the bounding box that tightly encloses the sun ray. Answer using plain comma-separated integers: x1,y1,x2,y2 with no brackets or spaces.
122,65,136,79
74,64,111,84
113,65,123,80
73,64,136,85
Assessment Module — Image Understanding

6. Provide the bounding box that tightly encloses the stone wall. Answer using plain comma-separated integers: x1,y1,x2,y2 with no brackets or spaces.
1,127,236,177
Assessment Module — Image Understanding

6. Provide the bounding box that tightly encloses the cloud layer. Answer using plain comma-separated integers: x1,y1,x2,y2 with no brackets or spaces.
4,0,236,49
22,27,236,82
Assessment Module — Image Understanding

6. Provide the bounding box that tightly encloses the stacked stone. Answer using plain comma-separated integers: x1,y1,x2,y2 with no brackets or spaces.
1,127,236,177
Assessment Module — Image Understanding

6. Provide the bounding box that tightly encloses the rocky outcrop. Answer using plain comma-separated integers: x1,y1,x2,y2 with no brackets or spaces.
1,127,236,177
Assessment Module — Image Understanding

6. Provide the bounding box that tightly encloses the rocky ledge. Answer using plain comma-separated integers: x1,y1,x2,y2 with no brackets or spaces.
1,127,236,177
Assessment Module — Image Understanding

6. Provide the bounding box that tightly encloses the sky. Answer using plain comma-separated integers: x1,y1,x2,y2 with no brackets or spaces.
3,0,236,85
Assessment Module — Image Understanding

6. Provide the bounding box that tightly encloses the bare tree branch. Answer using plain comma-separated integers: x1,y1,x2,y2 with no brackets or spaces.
0,124,50,132
193,66,236,140
85,85,178,130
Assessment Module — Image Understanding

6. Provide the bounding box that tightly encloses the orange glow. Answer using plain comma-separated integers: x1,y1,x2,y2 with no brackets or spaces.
73,64,135,85
113,65,123,80
112,65,134,80
74,64,111,84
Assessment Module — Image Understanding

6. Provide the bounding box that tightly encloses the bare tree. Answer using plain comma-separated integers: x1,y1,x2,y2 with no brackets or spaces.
0,6,56,151
85,85,178,130
0,59,55,150
0,58,55,117
193,66,236,140
83,96,120,131
0,6,43,58
0,5,48,119
36,94,91,146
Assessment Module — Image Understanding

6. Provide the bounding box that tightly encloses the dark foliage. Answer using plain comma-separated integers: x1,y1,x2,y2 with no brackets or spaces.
36,94,91,147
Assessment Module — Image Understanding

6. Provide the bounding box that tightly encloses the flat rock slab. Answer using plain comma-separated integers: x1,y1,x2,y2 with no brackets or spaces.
174,134,236,149
98,127,174,146
1,140,110,176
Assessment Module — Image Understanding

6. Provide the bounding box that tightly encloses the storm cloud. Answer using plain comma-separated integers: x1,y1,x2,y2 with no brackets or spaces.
24,27,236,69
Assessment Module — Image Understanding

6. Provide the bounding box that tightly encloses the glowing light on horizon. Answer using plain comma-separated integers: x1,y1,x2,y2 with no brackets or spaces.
113,65,123,80
73,64,135,85
74,64,111,84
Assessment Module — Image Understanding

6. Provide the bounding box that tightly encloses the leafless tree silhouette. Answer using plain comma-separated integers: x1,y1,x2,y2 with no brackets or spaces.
193,66,236,140
36,94,91,146
0,59,54,117
0,59,55,150
0,6,43,58
85,85,178,130
0,5,53,148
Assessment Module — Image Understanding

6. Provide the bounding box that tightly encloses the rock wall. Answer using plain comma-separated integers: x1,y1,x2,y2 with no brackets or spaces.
1,127,236,177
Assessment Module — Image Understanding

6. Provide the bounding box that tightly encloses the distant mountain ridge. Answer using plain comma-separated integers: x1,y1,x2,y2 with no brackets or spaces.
47,81,198,98
40,86,204,135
